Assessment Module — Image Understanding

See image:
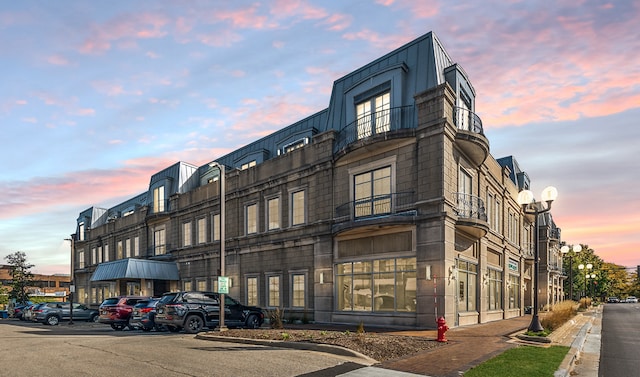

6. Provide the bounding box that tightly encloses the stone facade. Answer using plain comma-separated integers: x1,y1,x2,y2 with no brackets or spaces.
70,32,563,329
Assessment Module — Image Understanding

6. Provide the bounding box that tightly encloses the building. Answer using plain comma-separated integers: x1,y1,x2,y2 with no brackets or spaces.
70,31,563,328
0,265,71,301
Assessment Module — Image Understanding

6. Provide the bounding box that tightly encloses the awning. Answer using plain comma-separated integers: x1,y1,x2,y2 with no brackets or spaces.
90,258,180,281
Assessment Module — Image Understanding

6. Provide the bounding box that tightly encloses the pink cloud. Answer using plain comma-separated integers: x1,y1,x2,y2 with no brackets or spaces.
46,54,71,66
270,0,327,20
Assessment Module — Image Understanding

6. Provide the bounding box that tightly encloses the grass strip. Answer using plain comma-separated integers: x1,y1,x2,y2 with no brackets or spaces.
464,345,570,377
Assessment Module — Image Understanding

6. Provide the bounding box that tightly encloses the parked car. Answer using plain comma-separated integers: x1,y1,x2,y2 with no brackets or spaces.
607,297,620,303
155,291,265,334
625,296,638,303
21,303,39,321
99,296,150,330
11,302,34,320
33,302,99,325
130,299,165,332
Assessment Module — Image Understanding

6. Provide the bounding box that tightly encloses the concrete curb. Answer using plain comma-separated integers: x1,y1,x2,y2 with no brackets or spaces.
554,309,597,377
195,333,378,366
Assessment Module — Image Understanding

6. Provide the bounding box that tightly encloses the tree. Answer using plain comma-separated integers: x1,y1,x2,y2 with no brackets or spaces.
4,251,34,304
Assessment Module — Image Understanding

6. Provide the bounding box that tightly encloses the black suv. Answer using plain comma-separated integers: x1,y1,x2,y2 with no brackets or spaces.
155,291,264,333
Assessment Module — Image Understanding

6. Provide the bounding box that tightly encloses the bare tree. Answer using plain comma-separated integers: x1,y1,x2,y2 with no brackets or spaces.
4,251,34,304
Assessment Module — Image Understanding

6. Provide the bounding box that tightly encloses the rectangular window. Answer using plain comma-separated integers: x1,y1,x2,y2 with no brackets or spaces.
103,244,109,262
153,186,165,213
197,279,207,291
183,280,192,291
117,241,123,259
508,275,520,309
133,236,140,257
125,238,131,258
246,203,258,234
78,223,85,241
487,269,503,311
337,258,416,312
247,277,258,306
97,246,103,264
154,229,166,255
78,250,85,269
183,222,192,247
356,92,390,139
197,218,207,244
267,197,280,230
291,190,305,226
91,248,96,265
457,260,477,312
292,274,305,308
241,160,256,170
213,214,220,241
354,166,391,218
267,276,280,307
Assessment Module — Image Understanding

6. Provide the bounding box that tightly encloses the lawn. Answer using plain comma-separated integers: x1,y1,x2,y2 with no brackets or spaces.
464,345,570,377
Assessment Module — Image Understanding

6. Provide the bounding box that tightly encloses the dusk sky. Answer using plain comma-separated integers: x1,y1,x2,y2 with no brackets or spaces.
1,1,638,275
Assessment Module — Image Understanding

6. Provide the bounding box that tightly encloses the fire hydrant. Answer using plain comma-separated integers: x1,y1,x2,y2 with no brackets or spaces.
436,316,449,342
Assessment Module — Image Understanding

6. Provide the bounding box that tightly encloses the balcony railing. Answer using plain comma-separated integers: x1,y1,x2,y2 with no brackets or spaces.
454,107,484,135
334,105,415,153
454,193,487,221
335,191,416,220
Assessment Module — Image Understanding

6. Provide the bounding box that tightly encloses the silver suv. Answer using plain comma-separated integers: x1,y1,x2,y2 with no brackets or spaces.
33,302,99,325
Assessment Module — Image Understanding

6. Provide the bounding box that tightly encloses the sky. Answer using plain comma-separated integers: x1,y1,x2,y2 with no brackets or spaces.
1,0,639,275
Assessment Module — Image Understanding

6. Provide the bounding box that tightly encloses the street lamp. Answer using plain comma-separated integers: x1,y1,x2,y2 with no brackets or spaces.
578,263,593,298
517,186,558,333
65,237,75,325
560,244,582,301
210,162,227,332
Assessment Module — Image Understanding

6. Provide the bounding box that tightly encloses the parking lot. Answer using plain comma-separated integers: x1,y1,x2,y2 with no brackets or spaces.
0,318,362,377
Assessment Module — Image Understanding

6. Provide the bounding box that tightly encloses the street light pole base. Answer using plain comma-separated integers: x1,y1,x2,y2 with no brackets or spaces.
527,314,544,332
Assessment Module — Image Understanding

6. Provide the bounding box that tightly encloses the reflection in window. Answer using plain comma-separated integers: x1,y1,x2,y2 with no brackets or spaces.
268,197,280,230
487,269,503,311
247,277,258,306
337,258,416,312
246,203,257,234
291,190,305,226
457,260,477,312
356,92,390,139
292,274,305,307
268,276,280,307
354,166,391,218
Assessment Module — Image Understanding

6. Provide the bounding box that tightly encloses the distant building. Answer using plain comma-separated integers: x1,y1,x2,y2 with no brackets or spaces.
70,31,563,328
0,265,71,300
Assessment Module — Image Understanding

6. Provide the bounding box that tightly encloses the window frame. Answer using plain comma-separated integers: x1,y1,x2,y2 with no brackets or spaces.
290,189,306,226
245,202,258,235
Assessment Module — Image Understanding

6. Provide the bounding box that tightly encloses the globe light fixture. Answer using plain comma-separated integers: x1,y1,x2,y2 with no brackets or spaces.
517,186,557,333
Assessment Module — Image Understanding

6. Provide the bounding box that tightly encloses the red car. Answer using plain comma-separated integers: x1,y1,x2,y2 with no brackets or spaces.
98,296,149,330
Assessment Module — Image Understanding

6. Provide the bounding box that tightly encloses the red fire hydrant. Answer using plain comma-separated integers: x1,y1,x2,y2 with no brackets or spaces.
436,316,449,342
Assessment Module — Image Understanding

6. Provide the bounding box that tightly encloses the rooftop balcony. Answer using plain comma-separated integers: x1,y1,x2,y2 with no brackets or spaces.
453,107,490,167
334,105,415,155
454,193,489,238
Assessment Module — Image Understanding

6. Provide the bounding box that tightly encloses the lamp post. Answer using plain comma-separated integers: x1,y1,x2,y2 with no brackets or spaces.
560,244,582,301
578,263,593,298
517,186,558,333
210,162,227,332
65,237,75,325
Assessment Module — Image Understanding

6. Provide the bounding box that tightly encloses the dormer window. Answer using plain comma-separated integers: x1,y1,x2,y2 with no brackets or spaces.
278,138,309,155
241,160,256,170
356,92,390,139
153,186,165,212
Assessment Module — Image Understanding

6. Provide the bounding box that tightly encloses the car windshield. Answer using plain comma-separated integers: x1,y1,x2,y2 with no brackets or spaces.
134,300,151,308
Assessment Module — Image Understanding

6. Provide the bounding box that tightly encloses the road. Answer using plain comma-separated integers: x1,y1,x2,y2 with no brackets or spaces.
0,319,367,377
599,302,640,377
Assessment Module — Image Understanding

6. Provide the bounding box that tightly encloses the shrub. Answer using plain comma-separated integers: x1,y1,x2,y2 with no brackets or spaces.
267,307,285,329
540,300,579,331
579,297,592,309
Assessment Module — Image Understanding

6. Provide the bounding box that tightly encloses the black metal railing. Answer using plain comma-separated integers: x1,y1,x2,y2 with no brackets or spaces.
335,191,416,220
334,105,415,153
454,107,484,135
454,193,487,221
549,226,561,240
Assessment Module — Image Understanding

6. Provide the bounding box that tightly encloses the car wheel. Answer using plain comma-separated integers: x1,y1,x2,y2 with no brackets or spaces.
246,314,261,329
90,314,99,323
142,327,152,332
155,324,167,332
184,315,204,334
46,315,60,326
167,325,181,333
111,323,126,331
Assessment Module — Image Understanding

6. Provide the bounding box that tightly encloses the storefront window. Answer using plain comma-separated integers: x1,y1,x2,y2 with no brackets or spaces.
336,257,416,312
487,269,503,311
457,260,478,312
